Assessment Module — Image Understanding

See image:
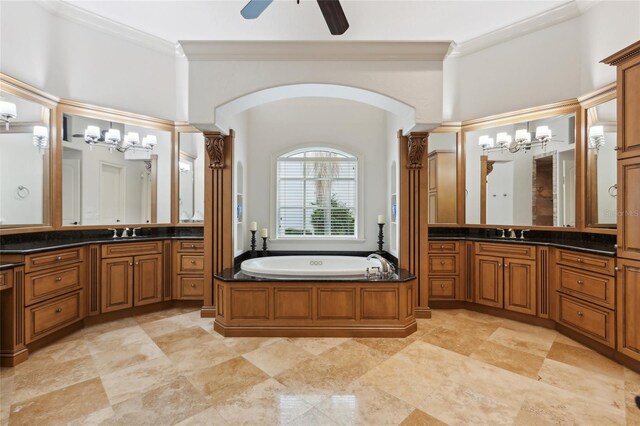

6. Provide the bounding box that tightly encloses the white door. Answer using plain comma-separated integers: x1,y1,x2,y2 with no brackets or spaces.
563,159,576,227
62,158,81,225
100,163,125,225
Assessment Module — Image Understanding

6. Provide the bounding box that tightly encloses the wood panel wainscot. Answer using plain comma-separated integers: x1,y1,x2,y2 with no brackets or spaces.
213,278,417,337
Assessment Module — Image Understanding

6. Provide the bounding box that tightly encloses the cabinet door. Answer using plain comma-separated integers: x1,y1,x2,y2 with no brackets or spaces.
618,56,640,158
504,258,536,315
617,258,640,362
618,158,640,260
474,255,503,308
101,257,133,313
134,254,163,306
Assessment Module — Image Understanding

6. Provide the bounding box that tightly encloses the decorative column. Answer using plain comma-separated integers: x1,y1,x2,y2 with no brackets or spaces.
202,130,234,318
398,130,431,318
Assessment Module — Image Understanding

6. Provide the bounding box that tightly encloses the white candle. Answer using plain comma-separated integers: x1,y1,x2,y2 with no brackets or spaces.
261,228,269,238
377,215,385,225
250,221,257,231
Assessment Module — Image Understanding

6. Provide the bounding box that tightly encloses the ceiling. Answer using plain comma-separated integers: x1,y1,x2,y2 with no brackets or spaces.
60,0,592,45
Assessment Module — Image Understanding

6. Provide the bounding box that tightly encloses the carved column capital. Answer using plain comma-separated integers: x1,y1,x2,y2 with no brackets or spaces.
204,132,225,169
407,132,429,169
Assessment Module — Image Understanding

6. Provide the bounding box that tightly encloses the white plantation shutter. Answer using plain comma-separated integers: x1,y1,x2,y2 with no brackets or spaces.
276,148,357,238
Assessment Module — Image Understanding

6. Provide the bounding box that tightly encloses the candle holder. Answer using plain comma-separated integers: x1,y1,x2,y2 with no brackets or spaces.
377,223,384,254
262,237,268,256
250,230,257,257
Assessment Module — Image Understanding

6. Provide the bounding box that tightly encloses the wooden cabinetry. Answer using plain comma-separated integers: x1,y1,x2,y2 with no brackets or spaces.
101,243,163,313
473,243,536,315
22,248,87,344
427,151,456,224
555,249,616,348
428,242,461,300
173,240,205,300
603,41,640,356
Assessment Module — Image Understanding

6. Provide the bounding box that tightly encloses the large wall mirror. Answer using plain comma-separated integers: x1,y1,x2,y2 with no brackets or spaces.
0,90,52,228
465,112,577,227
177,132,205,224
61,112,172,226
428,131,457,224
586,97,617,228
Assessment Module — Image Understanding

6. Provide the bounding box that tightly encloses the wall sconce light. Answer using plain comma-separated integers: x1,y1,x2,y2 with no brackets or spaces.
32,125,48,153
83,125,157,153
0,101,17,130
84,125,101,150
478,135,494,149
588,125,605,151
142,135,157,149
104,128,121,151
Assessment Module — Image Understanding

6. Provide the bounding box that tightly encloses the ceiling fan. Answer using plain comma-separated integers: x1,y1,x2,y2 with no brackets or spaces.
241,0,349,35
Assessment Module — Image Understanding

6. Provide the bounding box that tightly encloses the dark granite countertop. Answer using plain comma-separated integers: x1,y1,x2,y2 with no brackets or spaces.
0,227,203,255
429,228,616,257
0,262,24,271
215,267,415,283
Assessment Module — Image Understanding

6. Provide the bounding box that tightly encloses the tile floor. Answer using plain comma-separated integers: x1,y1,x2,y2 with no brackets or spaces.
1,308,639,425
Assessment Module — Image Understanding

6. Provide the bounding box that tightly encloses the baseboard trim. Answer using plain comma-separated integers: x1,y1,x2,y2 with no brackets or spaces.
213,320,417,338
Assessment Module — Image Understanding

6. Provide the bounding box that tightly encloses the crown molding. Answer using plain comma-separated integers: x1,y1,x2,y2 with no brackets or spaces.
180,41,453,61
448,1,601,58
36,0,178,57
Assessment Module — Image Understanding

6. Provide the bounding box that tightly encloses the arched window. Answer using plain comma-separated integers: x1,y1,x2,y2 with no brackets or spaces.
276,147,358,238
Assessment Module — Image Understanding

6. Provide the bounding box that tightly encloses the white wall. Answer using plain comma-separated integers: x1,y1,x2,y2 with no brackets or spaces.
243,97,387,252
178,133,205,221
444,0,640,122
0,1,177,120
386,113,402,256
597,131,618,223
0,134,45,225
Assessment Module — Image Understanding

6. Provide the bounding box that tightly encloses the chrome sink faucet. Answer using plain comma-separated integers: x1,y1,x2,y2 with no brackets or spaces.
107,228,118,238
367,253,396,278
508,228,517,239
132,227,141,237
120,227,130,238
520,229,530,240
496,228,506,238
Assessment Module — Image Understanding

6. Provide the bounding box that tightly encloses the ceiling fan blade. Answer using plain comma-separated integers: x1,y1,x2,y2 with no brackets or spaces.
316,0,349,35
241,0,273,19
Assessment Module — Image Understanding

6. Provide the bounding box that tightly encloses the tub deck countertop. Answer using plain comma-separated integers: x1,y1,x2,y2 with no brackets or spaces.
214,267,415,282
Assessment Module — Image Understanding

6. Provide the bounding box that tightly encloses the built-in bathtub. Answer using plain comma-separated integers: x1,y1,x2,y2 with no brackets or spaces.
214,254,417,338
240,255,383,278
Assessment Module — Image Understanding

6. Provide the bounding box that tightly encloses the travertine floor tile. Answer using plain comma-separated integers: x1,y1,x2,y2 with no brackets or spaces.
9,378,109,426
419,325,485,356
175,406,228,426
469,340,545,379
354,336,416,356
287,337,347,356
90,340,165,375
399,409,448,426
486,325,555,357
288,407,339,426
547,341,625,379
151,325,215,355
243,339,315,376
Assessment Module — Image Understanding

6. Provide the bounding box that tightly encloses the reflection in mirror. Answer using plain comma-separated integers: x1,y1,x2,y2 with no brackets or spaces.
0,91,50,227
428,132,457,224
178,133,205,223
586,98,617,228
465,113,576,227
61,114,171,226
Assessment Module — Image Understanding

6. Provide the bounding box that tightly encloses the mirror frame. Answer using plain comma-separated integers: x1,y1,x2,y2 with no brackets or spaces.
55,100,177,230
0,73,59,235
175,124,204,227
428,123,462,226
579,83,617,234
460,100,584,232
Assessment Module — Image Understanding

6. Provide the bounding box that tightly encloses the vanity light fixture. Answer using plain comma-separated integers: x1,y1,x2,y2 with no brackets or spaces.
84,125,101,150
588,125,605,151
481,127,555,154
142,135,157,149
104,128,121,152
32,125,48,153
0,100,17,130
83,125,156,153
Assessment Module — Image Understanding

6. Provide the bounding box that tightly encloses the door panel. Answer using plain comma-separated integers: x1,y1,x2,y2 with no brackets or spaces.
617,258,640,362
101,257,133,313
474,255,503,308
618,159,640,260
134,254,163,306
504,258,536,315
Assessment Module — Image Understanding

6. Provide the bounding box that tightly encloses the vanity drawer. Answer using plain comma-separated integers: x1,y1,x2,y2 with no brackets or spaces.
428,242,459,253
177,241,204,252
0,270,13,291
428,255,458,274
558,294,615,347
25,265,82,306
179,255,204,273
25,291,84,344
475,242,535,260
428,276,456,299
558,267,615,309
177,276,204,299
102,241,163,258
25,248,84,273
557,250,615,276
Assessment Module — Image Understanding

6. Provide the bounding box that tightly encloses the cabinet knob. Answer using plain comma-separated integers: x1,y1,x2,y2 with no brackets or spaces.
190,283,196,288
440,261,445,265
129,262,133,266
577,258,583,263
498,263,502,267
614,146,620,151
135,262,139,266
440,245,444,249
56,256,62,261
55,307,62,313
55,276,62,282
191,244,196,249
191,260,196,264
505,263,509,267
440,283,445,288
577,280,584,285
615,266,619,272
577,311,584,317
